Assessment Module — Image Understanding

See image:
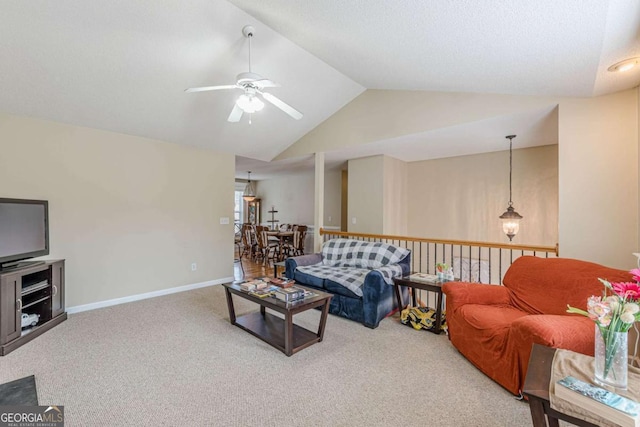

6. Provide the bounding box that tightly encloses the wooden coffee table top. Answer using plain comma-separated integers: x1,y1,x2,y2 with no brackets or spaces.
223,281,331,312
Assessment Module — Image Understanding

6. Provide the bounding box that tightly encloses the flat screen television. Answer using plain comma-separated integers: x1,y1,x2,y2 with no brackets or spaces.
0,198,49,270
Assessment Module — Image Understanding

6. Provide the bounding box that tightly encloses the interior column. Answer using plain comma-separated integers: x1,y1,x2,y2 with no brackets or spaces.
314,152,325,253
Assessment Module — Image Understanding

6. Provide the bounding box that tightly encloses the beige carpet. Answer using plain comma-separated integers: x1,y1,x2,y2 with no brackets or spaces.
1,285,533,426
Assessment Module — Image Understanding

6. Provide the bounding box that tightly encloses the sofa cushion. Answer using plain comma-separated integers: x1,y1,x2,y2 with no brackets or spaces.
502,256,632,315
325,278,361,299
292,269,326,290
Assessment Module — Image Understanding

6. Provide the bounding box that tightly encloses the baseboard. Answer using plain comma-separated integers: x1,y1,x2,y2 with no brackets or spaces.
67,276,234,314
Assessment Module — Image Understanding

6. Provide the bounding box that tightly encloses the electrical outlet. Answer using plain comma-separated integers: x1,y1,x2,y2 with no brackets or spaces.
352,217,357,224
220,217,230,225
328,215,332,223
191,263,197,271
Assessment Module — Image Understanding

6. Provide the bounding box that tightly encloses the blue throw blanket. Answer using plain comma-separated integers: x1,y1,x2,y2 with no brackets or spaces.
296,239,410,297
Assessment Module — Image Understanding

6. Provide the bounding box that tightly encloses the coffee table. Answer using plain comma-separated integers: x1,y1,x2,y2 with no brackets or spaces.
222,282,333,356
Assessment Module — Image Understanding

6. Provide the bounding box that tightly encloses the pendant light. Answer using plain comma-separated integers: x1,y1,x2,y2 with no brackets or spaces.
499,135,523,241
242,171,256,202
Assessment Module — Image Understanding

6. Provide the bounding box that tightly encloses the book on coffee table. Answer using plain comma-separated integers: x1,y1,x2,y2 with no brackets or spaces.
269,277,294,288
249,286,277,298
555,376,640,427
274,286,306,302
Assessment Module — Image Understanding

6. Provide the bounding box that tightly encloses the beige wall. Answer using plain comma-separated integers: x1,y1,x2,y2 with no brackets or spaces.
278,88,639,269
0,113,235,307
347,156,384,233
558,90,638,269
382,156,408,235
347,155,409,235
276,90,556,160
324,169,342,228
253,168,342,228
407,145,558,245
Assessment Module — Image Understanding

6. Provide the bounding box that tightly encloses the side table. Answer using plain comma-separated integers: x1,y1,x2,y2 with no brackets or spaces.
523,344,598,427
392,276,445,334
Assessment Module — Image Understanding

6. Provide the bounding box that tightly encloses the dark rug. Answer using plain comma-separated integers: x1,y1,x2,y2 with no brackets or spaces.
0,375,38,405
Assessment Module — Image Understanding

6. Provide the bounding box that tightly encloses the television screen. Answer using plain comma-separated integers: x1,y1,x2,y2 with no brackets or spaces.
0,198,49,265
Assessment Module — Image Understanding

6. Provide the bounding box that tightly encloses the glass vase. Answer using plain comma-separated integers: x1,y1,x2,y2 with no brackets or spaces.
594,325,628,390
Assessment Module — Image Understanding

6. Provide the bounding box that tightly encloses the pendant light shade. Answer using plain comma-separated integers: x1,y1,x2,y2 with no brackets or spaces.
243,171,256,202
500,205,523,241
499,135,523,241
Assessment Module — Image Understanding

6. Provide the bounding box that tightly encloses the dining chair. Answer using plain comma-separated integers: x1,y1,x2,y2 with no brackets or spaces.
240,224,253,259
283,225,307,257
256,226,279,265
293,225,307,256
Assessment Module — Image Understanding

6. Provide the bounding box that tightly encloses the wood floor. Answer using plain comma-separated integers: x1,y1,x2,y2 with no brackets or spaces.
234,253,284,281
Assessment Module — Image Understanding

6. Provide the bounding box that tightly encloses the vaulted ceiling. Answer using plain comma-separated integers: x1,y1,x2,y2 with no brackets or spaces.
1,0,639,179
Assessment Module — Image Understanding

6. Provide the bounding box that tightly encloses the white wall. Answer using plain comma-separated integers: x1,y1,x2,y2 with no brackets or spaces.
253,168,342,228
0,113,235,307
407,145,558,245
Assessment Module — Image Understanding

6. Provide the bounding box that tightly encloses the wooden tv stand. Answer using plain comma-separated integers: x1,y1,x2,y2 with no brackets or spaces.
0,260,66,355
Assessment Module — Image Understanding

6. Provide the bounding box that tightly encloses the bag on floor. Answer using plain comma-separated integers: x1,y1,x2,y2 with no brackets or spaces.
400,306,446,332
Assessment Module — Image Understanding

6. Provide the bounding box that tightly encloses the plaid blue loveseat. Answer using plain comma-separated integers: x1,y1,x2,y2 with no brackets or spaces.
285,239,411,328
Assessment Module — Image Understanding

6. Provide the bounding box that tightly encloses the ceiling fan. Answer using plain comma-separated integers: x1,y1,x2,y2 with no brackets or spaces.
185,25,303,123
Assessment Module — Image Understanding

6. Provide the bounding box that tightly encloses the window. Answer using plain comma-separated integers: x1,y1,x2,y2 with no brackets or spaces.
234,190,244,232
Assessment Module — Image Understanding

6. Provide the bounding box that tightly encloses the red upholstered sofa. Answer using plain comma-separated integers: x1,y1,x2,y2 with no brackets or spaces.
442,256,631,396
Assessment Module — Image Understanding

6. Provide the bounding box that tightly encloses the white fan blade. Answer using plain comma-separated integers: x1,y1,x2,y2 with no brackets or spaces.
185,85,238,93
228,104,243,122
259,92,303,120
253,79,280,88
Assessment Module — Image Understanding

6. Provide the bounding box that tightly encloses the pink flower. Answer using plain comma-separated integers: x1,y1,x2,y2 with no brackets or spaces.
612,282,640,301
587,296,610,321
631,268,640,282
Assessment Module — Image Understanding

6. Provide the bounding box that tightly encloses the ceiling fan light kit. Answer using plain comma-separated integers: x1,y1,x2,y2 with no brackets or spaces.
185,25,303,123
236,93,264,113
607,57,639,73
